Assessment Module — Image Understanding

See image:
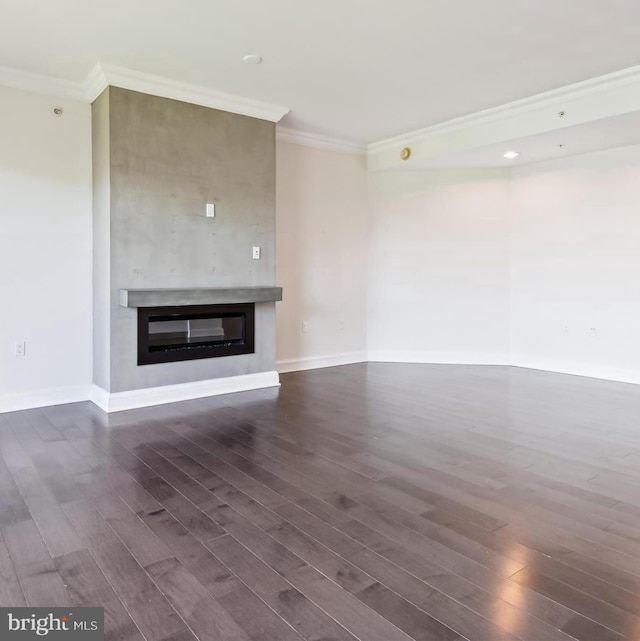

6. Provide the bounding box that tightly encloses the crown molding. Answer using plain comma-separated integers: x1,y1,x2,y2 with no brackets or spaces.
0,65,87,101
369,64,640,153
368,64,640,170
84,63,290,122
0,62,290,122
82,63,108,102
6,60,640,157
276,126,365,154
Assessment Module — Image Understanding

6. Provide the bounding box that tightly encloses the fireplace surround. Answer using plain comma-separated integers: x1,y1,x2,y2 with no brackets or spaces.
92,88,280,396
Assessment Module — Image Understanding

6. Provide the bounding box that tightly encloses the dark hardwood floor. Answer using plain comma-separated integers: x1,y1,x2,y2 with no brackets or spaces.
3,363,640,640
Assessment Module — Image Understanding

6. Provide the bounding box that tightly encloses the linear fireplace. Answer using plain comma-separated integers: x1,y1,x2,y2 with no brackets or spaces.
137,303,255,365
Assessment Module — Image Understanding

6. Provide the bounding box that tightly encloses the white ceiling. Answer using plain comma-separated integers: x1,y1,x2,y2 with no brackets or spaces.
3,0,640,143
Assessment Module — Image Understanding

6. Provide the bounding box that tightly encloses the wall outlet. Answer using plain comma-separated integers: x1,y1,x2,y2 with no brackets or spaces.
252,246,261,260
14,341,26,357
301,321,309,334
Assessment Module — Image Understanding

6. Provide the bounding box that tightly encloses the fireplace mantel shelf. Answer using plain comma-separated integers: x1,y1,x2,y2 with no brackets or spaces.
119,286,283,308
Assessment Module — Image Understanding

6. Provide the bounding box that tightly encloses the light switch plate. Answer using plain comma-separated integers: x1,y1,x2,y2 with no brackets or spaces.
206,203,215,218
252,246,261,259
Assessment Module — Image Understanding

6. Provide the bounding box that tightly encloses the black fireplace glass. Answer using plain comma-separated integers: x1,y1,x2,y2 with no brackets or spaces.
138,303,255,365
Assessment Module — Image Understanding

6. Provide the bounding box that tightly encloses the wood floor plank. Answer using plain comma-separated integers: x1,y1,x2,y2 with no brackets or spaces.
509,566,637,638
0,422,84,556
0,529,26,605
2,518,71,606
423,502,640,615
62,499,187,641
274,496,581,641
282,564,416,641
55,549,145,641
338,518,617,641
0,451,30,527
144,557,254,641
88,492,174,568
207,533,360,641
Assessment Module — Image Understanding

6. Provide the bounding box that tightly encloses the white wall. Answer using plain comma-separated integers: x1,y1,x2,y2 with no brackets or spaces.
0,86,92,411
366,145,640,385
367,170,511,363
510,144,640,382
276,140,369,370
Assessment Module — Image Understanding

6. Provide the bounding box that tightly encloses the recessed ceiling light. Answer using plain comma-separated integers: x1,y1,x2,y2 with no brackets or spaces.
503,151,519,160
242,54,263,65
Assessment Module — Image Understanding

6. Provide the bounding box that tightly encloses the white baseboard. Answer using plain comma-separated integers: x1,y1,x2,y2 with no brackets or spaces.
277,351,368,373
511,354,640,386
367,350,510,366
5,355,640,415
91,370,280,413
369,350,640,385
0,385,92,414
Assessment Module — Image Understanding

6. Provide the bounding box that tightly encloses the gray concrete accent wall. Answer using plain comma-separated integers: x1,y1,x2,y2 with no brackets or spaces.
93,88,276,392
92,89,111,390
